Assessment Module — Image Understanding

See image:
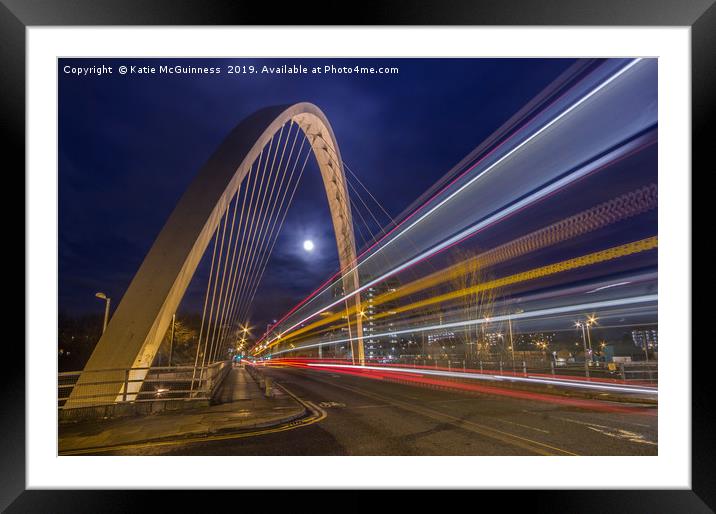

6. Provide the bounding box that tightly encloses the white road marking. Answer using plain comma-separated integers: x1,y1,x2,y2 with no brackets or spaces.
319,401,346,408
557,417,656,446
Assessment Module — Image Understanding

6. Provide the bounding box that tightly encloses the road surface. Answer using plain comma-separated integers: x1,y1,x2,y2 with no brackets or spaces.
101,366,657,456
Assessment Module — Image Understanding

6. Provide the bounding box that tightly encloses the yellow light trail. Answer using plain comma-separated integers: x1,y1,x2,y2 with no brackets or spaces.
257,235,657,354
366,236,657,321
377,184,656,305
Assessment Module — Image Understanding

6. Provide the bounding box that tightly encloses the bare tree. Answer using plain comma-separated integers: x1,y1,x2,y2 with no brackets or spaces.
449,248,499,365
155,318,199,366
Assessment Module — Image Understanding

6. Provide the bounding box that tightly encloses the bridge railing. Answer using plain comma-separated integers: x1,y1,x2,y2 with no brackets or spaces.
58,361,231,412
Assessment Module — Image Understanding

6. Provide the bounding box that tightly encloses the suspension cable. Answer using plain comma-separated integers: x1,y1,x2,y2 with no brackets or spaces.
221,124,301,349
236,134,312,327
190,223,221,390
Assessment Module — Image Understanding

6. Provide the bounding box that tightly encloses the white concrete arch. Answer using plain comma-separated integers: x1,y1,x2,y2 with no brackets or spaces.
70,103,364,405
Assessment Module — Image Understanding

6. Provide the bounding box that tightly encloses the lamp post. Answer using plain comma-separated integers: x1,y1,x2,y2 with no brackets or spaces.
95,292,111,334
508,315,515,369
168,313,176,367
586,315,598,362
575,321,590,378
507,308,523,371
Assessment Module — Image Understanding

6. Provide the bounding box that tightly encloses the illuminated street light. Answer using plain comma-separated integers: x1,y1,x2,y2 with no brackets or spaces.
575,321,590,378
95,292,111,334
508,308,523,371
585,315,598,359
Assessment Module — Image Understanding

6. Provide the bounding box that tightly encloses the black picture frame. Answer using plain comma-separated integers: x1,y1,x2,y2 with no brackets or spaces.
4,0,708,511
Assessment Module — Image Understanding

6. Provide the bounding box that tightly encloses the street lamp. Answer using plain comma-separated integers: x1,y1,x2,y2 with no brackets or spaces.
586,315,598,357
575,321,590,378
95,292,111,334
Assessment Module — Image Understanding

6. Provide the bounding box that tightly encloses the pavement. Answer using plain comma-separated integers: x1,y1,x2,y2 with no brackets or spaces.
58,366,306,454
98,366,658,456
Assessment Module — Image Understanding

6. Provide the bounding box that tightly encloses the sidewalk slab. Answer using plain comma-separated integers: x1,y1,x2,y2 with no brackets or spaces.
58,367,306,453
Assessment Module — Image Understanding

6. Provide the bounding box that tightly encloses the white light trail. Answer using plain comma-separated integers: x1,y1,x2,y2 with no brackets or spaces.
267,294,657,357
587,281,632,293
350,59,643,268
304,363,658,395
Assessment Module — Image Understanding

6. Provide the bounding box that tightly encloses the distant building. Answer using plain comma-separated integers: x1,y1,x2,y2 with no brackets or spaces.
362,279,400,361
484,331,504,349
631,328,658,351
426,330,456,345
514,332,556,350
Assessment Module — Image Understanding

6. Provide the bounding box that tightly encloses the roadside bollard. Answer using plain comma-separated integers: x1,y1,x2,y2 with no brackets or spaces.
264,377,273,397
523,361,527,376
550,360,555,376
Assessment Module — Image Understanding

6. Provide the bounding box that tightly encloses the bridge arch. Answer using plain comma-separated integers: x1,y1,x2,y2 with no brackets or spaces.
70,102,364,404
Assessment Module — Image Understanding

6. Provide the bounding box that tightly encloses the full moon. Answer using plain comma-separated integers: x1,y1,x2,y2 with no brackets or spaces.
303,240,314,252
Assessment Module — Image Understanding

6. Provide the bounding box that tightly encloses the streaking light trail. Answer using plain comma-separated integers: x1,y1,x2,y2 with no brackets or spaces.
304,363,658,395
258,131,655,353
587,282,632,293
266,294,657,357
262,235,657,350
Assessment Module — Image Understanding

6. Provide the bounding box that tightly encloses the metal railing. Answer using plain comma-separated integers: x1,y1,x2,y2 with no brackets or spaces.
58,361,231,410
620,361,659,385
391,357,658,385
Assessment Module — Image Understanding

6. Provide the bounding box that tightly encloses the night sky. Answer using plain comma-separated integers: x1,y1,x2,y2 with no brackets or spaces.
58,58,578,326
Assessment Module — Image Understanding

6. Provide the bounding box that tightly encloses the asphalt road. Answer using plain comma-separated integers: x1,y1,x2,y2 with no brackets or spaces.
104,366,657,456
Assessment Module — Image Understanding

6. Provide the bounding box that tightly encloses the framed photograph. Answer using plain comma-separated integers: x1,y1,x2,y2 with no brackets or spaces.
7,0,709,510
